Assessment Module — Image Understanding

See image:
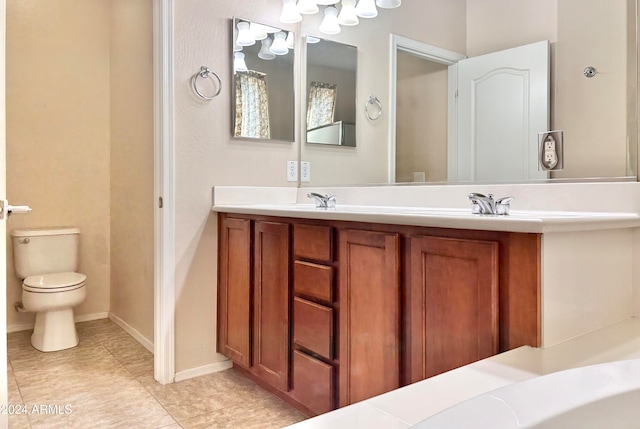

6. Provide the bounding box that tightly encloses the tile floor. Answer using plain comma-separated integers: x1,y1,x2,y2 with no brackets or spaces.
7,319,307,429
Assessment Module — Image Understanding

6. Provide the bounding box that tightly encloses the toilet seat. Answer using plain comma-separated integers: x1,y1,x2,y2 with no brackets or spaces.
23,272,86,293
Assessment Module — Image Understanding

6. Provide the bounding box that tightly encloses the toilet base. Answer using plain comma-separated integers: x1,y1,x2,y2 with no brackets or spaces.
31,308,79,352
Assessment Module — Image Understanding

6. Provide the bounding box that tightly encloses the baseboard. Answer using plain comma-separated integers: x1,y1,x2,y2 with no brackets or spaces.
174,360,233,382
7,312,109,333
108,313,154,354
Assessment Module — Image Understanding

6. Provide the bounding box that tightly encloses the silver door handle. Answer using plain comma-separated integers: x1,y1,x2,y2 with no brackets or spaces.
0,200,32,220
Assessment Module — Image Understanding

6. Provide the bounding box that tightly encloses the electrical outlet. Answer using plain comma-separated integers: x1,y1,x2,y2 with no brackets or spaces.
542,136,558,169
300,161,311,182
286,161,298,182
538,130,563,171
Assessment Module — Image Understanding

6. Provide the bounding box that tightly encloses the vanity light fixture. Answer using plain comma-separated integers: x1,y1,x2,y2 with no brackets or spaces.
307,35,321,43
319,6,341,34
280,0,303,23
280,1,401,33
236,21,256,46
355,0,378,18
258,38,277,60
233,52,248,72
376,0,401,8
270,31,290,55
338,0,359,26
286,31,295,49
250,22,269,40
298,0,320,14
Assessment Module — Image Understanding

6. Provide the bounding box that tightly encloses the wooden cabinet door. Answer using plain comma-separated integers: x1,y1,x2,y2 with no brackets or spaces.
409,235,499,383
218,216,252,368
339,229,400,406
252,221,291,392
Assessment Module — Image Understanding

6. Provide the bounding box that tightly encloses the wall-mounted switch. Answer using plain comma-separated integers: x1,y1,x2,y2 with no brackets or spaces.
301,161,311,182
287,161,298,182
538,130,564,171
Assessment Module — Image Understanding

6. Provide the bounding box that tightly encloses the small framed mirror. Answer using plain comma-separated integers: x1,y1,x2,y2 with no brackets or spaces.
232,17,295,142
305,36,357,147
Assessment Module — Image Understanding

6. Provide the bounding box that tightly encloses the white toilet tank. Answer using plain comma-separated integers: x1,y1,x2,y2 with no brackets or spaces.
11,228,80,279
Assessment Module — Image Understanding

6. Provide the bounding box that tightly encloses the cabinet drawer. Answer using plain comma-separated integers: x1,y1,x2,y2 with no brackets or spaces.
293,261,334,302
291,350,335,415
293,224,333,262
293,297,333,360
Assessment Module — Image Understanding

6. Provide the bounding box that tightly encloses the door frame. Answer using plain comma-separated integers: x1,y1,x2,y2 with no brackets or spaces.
153,0,175,385
388,34,465,183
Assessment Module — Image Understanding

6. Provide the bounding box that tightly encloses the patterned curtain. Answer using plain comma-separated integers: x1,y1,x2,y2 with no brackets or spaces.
234,70,270,139
307,81,337,130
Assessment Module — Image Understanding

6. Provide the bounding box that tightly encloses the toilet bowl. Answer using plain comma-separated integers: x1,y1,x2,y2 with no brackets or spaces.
11,228,87,352
22,272,87,352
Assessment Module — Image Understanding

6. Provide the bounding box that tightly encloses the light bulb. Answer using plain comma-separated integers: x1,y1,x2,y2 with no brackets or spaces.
338,0,359,26
250,23,269,40
286,31,295,50
258,38,276,60
319,6,341,34
376,0,401,8
298,0,319,14
234,52,248,72
280,0,302,23
355,0,378,18
270,31,289,55
236,21,255,46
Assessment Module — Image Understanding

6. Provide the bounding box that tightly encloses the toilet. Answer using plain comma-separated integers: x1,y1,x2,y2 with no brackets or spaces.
11,228,87,352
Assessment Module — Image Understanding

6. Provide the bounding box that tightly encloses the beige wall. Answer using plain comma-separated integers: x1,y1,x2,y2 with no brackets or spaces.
173,1,300,373
396,52,448,183
553,0,629,178
6,0,112,329
6,0,154,344
109,0,154,343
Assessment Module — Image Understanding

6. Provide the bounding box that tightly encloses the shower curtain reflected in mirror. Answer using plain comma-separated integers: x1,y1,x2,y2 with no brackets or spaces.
307,81,337,130
234,70,270,139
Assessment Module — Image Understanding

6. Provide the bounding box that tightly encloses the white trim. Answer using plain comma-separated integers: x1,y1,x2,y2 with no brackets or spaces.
7,312,109,333
153,0,176,385
174,360,233,383
388,34,466,183
109,312,154,354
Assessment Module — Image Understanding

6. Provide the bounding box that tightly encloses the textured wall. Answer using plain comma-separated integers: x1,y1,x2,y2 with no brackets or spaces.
109,0,154,343
6,0,111,329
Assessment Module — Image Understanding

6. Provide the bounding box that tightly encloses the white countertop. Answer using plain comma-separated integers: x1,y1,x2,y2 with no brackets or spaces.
212,203,640,233
284,318,640,429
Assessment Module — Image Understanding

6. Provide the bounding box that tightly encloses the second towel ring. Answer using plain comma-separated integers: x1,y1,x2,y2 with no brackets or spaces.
192,66,222,100
365,95,383,120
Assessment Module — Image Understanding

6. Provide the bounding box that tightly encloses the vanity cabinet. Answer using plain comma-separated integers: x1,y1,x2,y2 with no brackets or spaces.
408,235,499,381
217,217,291,392
217,213,541,416
339,229,401,406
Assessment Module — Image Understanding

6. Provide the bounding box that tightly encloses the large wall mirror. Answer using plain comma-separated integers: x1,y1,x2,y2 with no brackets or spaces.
299,0,638,186
232,17,295,142
305,37,357,147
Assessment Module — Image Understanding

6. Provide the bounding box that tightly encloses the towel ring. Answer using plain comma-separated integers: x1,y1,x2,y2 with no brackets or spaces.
192,66,222,100
365,95,383,120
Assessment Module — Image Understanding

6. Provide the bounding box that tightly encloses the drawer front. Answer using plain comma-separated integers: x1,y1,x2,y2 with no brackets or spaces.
293,224,333,262
293,261,334,303
291,350,335,415
293,297,333,360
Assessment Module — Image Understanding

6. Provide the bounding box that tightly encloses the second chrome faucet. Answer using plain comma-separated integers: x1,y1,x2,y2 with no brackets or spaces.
468,193,514,215
307,192,336,209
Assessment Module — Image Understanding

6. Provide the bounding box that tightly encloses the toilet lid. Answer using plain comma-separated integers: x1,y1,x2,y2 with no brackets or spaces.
23,272,86,291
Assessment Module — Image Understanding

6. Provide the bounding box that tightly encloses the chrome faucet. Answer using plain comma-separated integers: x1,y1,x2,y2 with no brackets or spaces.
468,193,514,215
307,192,337,209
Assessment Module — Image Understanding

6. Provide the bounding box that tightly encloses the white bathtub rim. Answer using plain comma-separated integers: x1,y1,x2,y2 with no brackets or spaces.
413,358,640,428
